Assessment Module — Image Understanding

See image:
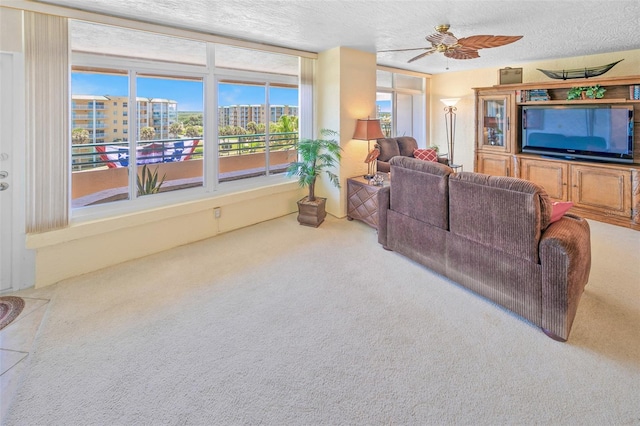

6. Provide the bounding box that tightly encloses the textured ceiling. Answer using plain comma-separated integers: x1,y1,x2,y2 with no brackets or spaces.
36,0,640,75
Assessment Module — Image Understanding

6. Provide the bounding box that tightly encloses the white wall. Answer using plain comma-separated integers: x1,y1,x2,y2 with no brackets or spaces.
429,49,640,172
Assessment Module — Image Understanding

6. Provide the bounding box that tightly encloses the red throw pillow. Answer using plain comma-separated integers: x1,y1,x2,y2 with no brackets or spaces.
550,201,574,223
413,148,438,162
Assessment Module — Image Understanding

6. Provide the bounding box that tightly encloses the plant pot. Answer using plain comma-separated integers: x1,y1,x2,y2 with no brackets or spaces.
296,196,326,227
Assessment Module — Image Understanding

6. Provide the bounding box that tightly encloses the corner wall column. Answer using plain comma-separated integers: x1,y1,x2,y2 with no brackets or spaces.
316,47,378,217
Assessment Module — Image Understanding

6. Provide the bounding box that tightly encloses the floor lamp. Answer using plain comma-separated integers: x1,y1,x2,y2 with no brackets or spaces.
353,118,385,179
441,98,460,166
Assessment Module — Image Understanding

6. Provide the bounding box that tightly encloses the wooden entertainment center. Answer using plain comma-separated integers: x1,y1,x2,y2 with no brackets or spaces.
474,75,640,230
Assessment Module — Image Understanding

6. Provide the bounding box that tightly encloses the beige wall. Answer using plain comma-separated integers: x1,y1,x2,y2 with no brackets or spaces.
0,8,22,52
317,47,378,217
28,181,303,287
429,49,640,172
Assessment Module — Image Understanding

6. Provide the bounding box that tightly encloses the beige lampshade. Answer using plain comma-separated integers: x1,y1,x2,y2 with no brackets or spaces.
353,118,385,140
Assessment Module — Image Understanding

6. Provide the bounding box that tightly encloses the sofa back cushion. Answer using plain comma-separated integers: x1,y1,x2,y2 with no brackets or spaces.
376,138,400,162
396,137,418,157
390,156,454,229
448,172,553,263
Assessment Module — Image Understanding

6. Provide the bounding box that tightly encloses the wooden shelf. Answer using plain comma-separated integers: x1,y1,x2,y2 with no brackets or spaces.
479,74,640,91
518,98,629,105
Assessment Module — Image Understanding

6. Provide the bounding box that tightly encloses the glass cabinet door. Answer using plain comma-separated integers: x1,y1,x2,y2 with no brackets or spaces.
479,95,510,151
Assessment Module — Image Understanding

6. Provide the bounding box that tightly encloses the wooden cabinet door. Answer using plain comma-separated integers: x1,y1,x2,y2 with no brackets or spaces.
476,153,513,177
520,158,568,200
571,165,631,217
476,92,515,154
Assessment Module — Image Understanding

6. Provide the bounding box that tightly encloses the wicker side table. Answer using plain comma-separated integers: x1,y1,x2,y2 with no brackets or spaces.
346,176,388,229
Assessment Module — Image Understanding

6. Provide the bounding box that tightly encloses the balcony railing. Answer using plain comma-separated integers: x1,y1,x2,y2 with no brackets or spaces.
73,113,107,119
71,131,298,171
72,104,106,110
71,132,299,207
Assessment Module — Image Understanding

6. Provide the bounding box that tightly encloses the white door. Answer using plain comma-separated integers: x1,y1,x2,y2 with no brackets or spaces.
0,52,33,293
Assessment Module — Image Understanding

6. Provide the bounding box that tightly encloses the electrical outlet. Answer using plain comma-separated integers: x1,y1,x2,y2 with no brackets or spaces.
214,207,221,218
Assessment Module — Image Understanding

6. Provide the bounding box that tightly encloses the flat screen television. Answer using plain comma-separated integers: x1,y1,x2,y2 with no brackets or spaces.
521,104,634,164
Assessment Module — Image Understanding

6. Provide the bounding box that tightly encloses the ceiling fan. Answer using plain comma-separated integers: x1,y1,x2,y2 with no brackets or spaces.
378,24,523,63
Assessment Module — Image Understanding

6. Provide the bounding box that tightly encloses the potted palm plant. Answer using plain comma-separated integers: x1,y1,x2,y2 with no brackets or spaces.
286,129,342,227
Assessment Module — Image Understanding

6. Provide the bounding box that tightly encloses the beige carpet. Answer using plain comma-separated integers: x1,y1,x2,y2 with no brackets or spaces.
3,214,640,425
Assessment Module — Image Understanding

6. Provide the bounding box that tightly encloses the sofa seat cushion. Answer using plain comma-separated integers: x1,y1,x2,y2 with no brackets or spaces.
376,138,401,162
449,172,553,263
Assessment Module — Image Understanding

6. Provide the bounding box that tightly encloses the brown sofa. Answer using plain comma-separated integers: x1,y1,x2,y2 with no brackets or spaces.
375,136,447,173
377,156,591,341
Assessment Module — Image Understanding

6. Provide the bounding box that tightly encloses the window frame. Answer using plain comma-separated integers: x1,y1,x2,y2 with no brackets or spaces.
214,69,299,183
376,66,428,144
70,55,209,217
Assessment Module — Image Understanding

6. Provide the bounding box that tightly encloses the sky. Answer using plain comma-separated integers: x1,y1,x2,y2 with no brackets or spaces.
71,73,299,112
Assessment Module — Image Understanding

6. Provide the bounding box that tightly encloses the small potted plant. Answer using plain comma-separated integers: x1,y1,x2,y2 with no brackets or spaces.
286,129,342,227
567,86,586,100
585,84,606,99
567,85,606,100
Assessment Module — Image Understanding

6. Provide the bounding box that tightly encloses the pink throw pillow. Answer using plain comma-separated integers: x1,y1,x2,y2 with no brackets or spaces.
413,148,438,162
550,201,574,223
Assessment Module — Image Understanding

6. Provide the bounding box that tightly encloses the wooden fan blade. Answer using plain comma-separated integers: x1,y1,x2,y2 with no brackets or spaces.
378,47,433,53
445,47,480,60
457,35,523,50
408,49,436,63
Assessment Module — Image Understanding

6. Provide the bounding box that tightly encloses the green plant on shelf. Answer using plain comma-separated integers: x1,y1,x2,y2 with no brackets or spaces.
567,84,606,100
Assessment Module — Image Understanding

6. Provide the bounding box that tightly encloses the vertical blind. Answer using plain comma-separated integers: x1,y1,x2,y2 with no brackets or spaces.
24,11,69,232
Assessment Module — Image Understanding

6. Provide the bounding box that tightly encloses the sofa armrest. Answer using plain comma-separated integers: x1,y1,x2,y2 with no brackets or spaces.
437,155,449,165
377,186,391,247
539,214,591,341
377,160,391,173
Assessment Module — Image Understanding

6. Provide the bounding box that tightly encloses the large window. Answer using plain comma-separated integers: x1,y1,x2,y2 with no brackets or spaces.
70,68,205,207
69,21,305,214
216,81,298,181
214,45,299,183
376,69,426,142
71,69,131,206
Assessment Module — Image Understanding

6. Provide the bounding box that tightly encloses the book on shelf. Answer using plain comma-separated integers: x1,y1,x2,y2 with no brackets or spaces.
517,89,550,102
630,84,640,100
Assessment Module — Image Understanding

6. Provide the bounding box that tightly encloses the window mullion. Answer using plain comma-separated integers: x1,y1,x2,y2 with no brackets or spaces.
264,83,270,176
129,70,138,200
205,43,217,191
